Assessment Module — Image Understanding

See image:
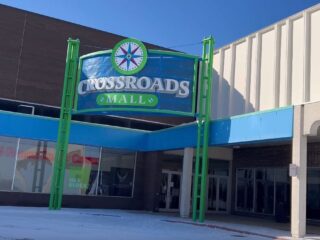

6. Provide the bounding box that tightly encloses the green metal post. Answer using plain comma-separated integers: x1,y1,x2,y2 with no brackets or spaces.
49,38,80,210
192,120,202,221
192,41,207,221
192,36,214,222
199,37,214,222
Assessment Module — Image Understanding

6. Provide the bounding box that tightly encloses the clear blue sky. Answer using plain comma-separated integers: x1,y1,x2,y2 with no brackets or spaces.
0,0,320,55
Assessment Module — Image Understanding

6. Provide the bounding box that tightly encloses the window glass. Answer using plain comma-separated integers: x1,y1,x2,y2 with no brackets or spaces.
236,168,254,211
41,142,55,193
255,169,264,180
159,173,168,208
208,160,229,176
98,148,135,197
63,144,101,195
207,177,217,211
64,144,85,195
275,168,290,218
0,136,18,191
307,168,320,220
255,168,274,214
13,139,54,193
274,168,288,183
219,178,228,211
83,146,100,195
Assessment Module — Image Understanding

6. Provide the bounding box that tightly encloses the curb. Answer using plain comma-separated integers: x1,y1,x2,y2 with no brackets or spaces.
163,219,289,240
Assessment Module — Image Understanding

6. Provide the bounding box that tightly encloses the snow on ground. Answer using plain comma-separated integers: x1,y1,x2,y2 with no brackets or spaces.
0,206,316,240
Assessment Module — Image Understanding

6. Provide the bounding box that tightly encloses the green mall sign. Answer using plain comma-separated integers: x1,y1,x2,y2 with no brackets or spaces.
74,38,199,116
49,36,214,224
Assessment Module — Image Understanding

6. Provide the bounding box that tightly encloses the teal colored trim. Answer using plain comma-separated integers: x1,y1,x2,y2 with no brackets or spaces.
73,107,195,117
191,59,198,115
79,49,199,60
148,49,199,59
73,57,83,111
215,106,293,121
80,50,112,59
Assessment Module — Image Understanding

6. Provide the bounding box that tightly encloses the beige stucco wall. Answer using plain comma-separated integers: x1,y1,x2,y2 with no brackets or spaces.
212,4,320,120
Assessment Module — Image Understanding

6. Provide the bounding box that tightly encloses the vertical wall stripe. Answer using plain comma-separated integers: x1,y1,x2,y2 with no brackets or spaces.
303,11,311,102
286,19,293,105
228,44,236,116
255,33,262,111
274,24,282,108
217,49,225,118
245,37,253,113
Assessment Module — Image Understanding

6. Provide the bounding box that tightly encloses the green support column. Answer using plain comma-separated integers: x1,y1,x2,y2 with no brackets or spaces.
49,38,80,210
192,36,214,222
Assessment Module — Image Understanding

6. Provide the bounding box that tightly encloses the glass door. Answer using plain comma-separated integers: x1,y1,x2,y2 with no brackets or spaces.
207,175,228,213
218,177,228,212
159,170,181,211
159,172,169,209
207,176,217,211
169,173,181,209
255,168,274,214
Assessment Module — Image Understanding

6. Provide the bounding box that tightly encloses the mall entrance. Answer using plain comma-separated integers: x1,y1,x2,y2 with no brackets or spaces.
159,162,230,213
207,175,228,212
159,170,181,211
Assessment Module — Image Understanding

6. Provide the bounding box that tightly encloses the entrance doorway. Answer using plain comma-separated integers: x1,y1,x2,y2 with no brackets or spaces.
207,175,228,212
159,170,181,211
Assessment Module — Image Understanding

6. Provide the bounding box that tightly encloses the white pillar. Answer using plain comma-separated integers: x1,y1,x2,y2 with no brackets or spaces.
291,105,307,239
180,148,194,218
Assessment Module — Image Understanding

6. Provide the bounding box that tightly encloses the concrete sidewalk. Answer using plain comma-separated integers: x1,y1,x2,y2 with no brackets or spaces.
146,211,320,240
0,207,319,240
204,214,320,237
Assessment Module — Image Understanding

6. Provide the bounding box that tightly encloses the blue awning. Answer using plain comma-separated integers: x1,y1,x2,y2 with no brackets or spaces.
0,106,293,151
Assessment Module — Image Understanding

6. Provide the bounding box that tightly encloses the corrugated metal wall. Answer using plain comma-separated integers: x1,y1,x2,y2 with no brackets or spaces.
212,4,320,119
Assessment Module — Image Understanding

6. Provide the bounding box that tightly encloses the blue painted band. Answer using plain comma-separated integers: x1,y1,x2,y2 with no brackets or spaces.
0,111,147,151
0,106,293,151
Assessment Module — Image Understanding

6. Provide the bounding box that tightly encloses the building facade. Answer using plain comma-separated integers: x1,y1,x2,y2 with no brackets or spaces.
0,3,320,239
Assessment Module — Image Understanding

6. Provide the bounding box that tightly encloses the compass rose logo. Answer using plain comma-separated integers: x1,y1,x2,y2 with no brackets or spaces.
111,38,148,75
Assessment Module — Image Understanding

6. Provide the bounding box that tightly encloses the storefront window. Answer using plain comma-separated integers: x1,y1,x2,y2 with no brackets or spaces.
83,146,100,195
307,168,320,220
0,136,18,191
236,168,254,211
1,137,137,198
275,168,290,217
255,168,274,214
12,139,55,193
97,148,136,197
236,167,290,216
63,144,85,195
208,159,229,176
63,144,100,195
